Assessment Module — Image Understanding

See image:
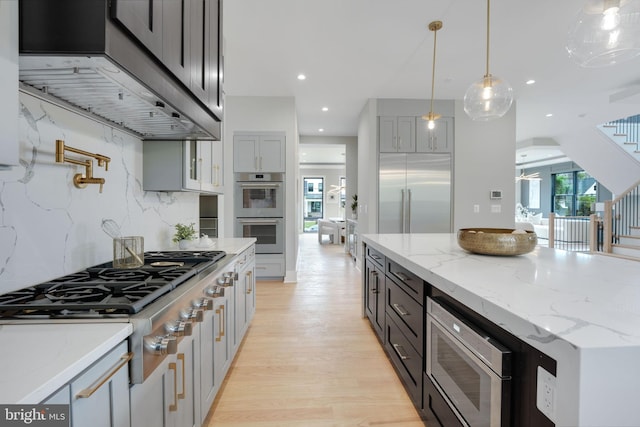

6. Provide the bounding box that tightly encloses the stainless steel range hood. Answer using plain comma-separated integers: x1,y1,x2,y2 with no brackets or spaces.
19,0,222,141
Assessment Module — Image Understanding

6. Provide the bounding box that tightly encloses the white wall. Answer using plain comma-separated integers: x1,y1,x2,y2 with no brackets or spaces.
223,96,299,282
0,92,200,293
453,101,516,229
555,126,640,195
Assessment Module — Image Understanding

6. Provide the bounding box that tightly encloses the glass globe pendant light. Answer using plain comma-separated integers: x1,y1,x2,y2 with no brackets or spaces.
463,0,513,121
566,0,640,67
422,21,443,130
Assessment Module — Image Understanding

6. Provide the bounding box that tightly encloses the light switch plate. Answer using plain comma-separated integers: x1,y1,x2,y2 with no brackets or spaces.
536,366,557,422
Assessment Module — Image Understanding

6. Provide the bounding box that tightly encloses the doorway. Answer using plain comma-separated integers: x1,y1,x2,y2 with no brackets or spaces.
303,177,324,232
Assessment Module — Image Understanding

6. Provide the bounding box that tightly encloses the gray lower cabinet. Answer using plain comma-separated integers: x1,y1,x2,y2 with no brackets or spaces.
130,333,197,427
42,340,131,427
234,246,256,348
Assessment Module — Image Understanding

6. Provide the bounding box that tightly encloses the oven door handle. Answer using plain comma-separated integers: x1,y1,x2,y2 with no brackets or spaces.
238,219,280,225
238,183,281,188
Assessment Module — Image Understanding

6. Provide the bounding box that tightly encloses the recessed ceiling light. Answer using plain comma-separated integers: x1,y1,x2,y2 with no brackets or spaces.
526,79,536,85
322,107,329,112
545,113,553,117
297,74,306,80
318,128,324,132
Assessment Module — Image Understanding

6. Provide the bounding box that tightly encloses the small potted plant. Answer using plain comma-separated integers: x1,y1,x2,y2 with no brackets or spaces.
173,222,197,249
350,194,358,219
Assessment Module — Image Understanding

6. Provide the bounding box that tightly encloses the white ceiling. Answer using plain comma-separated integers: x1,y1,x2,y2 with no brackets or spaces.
223,0,640,166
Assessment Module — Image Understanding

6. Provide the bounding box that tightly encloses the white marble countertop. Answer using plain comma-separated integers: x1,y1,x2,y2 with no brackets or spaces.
361,233,640,426
0,322,132,404
158,237,256,255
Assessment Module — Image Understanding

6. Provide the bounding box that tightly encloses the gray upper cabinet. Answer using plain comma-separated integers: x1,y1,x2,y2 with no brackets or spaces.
111,0,163,58
233,133,286,173
143,140,223,194
379,116,416,153
416,116,453,153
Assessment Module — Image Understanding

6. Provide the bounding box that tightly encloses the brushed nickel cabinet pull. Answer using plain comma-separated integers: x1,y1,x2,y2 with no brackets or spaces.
392,343,409,360
393,303,409,316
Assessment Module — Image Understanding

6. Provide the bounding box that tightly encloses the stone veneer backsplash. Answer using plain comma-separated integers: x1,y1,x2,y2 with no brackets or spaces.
0,92,200,293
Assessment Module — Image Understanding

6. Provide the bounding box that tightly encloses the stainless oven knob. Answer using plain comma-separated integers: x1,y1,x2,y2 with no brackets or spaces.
165,320,192,336
218,272,234,286
204,285,224,297
181,307,204,322
192,297,213,310
144,335,178,355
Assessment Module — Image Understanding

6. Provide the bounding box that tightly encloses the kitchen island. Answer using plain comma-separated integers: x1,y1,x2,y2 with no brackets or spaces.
362,233,640,427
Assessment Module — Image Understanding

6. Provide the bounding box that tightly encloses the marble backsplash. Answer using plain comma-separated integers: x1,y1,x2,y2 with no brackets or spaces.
0,92,200,293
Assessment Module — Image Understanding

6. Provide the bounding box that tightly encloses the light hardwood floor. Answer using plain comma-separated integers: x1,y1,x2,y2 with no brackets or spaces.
205,232,425,426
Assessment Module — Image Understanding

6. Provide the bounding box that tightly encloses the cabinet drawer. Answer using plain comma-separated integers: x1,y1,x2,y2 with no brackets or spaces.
423,372,465,427
386,279,423,356
385,314,422,406
386,259,424,302
366,246,385,268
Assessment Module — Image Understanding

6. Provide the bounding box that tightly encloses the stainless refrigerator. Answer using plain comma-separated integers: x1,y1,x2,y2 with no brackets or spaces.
379,153,451,233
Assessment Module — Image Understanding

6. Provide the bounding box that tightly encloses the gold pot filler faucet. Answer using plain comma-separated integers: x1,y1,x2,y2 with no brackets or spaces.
55,139,111,193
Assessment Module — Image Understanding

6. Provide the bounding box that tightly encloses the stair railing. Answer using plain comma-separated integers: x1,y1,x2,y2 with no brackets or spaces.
603,178,640,253
603,114,640,152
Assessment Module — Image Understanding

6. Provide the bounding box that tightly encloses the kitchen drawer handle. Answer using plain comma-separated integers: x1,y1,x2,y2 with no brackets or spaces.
370,254,381,261
392,303,409,316
76,352,133,399
169,362,178,412
392,343,409,360
177,353,186,400
394,272,410,282
216,305,226,341
246,271,253,294
370,271,379,293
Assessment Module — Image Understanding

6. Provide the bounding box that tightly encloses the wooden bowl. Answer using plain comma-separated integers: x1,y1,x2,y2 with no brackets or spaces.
457,228,537,256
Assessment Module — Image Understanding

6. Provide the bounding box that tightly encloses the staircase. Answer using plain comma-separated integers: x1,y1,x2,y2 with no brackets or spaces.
599,114,640,162
601,179,640,261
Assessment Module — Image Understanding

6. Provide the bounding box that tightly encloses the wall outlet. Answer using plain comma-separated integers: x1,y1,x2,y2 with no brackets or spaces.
536,366,557,422
491,204,501,213
473,204,480,213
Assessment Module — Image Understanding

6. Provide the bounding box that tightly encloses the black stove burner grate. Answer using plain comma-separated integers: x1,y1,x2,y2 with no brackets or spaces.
0,250,226,318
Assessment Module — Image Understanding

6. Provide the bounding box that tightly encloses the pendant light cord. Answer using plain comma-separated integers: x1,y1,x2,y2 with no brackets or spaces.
485,0,491,78
430,24,438,115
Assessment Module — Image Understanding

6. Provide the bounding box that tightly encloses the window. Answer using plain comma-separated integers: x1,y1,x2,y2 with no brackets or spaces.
552,171,596,216
303,177,324,231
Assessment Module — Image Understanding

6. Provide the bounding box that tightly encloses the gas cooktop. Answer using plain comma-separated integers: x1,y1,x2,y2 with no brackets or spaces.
0,250,226,317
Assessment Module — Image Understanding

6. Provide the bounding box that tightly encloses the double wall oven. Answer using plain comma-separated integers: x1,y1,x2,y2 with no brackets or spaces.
426,297,512,427
234,173,284,255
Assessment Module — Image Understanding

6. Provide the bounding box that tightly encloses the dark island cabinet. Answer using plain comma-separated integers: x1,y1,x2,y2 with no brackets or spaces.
364,246,386,340
384,258,425,411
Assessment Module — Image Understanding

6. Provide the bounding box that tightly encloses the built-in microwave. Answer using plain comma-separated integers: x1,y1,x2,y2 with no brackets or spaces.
234,173,284,218
426,297,512,427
